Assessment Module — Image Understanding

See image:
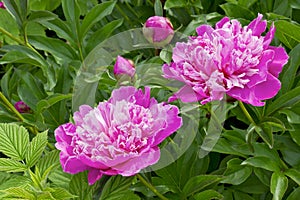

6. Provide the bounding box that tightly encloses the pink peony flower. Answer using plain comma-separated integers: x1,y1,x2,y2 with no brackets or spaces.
14,101,31,113
0,2,5,9
163,14,289,106
113,55,135,78
143,16,174,47
55,86,182,185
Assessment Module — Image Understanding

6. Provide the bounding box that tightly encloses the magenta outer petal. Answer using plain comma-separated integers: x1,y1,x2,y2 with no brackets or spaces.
168,85,202,103
87,169,103,185
60,153,90,174
215,16,230,28
227,86,265,106
267,46,289,77
109,86,137,103
254,74,281,100
247,13,267,36
246,50,274,88
78,154,110,169
196,25,214,37
114,147,160,176
263,24,275,48
152,105,182,146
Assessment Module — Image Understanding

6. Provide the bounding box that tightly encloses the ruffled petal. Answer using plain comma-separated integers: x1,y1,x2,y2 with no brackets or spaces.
267,46,289,77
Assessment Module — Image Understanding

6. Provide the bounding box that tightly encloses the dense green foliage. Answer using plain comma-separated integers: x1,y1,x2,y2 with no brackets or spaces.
0,0,299,199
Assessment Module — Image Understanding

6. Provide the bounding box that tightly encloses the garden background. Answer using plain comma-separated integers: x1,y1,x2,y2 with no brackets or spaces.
0,0,300,199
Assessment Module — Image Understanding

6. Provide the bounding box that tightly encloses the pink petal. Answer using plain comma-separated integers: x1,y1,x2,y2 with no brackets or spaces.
168,85,202,103
73,105,93,125
263,24,275,48
152,105,182,146
227,86,265,106
215,16,230,29
267,46,289,77
247,13,267,36
114,147,160,176
196,25,214,37
253,73,281,100
60,153,90,174
78,154,110,169
87,169,103,185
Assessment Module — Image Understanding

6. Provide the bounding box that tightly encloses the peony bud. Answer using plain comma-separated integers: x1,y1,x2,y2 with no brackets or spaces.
14,101,31,113
143,16,174,47
113,55,135,78
0,2,5,9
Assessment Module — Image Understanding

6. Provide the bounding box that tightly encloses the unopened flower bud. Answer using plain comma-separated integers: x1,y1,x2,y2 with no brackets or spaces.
113,55,135,79
14,101,31,113
143,16,174,47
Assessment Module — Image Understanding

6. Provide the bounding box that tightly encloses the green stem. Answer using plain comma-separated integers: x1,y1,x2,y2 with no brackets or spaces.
136,174,168,200
238,101,256,125
0,92,25,122
0,27,24,45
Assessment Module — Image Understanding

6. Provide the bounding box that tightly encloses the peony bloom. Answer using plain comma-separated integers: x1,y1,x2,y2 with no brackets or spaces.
14,101,31,113
0,2,5,9
143,16,174,47
163,14,289,106
55,86,182,185
113,55,135,78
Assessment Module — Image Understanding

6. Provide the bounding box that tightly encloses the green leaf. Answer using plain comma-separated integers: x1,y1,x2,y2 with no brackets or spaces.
266,86,300,116
221,158,252,185
38,18,74,44
86,19,123,52
48,167,72,189
280,44,300,94
3,0,24,29
17,70,48,111
25,131,48,168
80,1,116,40
270,172,288,200
100,176,136,200
0,9,19,44
253,168,272,186
238,0,258,8
287,187,300,200
231,175,269,194
0,123,29,160
254,123,274,148
275,20,300,49
182,175,223,197
193,190,223,200
28,10,57,23
61,0,80,42
36,150,60,177
1,187,35,199
0,175,31,190
36,94,72,116
69,171,95,199
285,168,300,185
241,156,281,172
154,0,163,16
0,158,27,172
29,0,61,11
220,3,256,19
164,0,186,9
28,35,78,63
46,187,77,200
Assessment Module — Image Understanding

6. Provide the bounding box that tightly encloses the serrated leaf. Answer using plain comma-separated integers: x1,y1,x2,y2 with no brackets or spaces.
182,175,223,197
0,158,27,172
2,187,35,199
36,150,60,176
100,176,135,200
0,175,31,190
271,172,288,200
80,1,116,40
242,156,281,172
25,131,48,168
194,190,223,200
48,167,72,189
47,187,77,200
0,123,29,160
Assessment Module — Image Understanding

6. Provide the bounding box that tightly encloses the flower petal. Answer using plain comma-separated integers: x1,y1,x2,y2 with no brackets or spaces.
267,46,289,77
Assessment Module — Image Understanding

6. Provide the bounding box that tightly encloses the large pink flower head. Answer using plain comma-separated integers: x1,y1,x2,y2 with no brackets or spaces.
163,14,289,106
55,86,182,185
